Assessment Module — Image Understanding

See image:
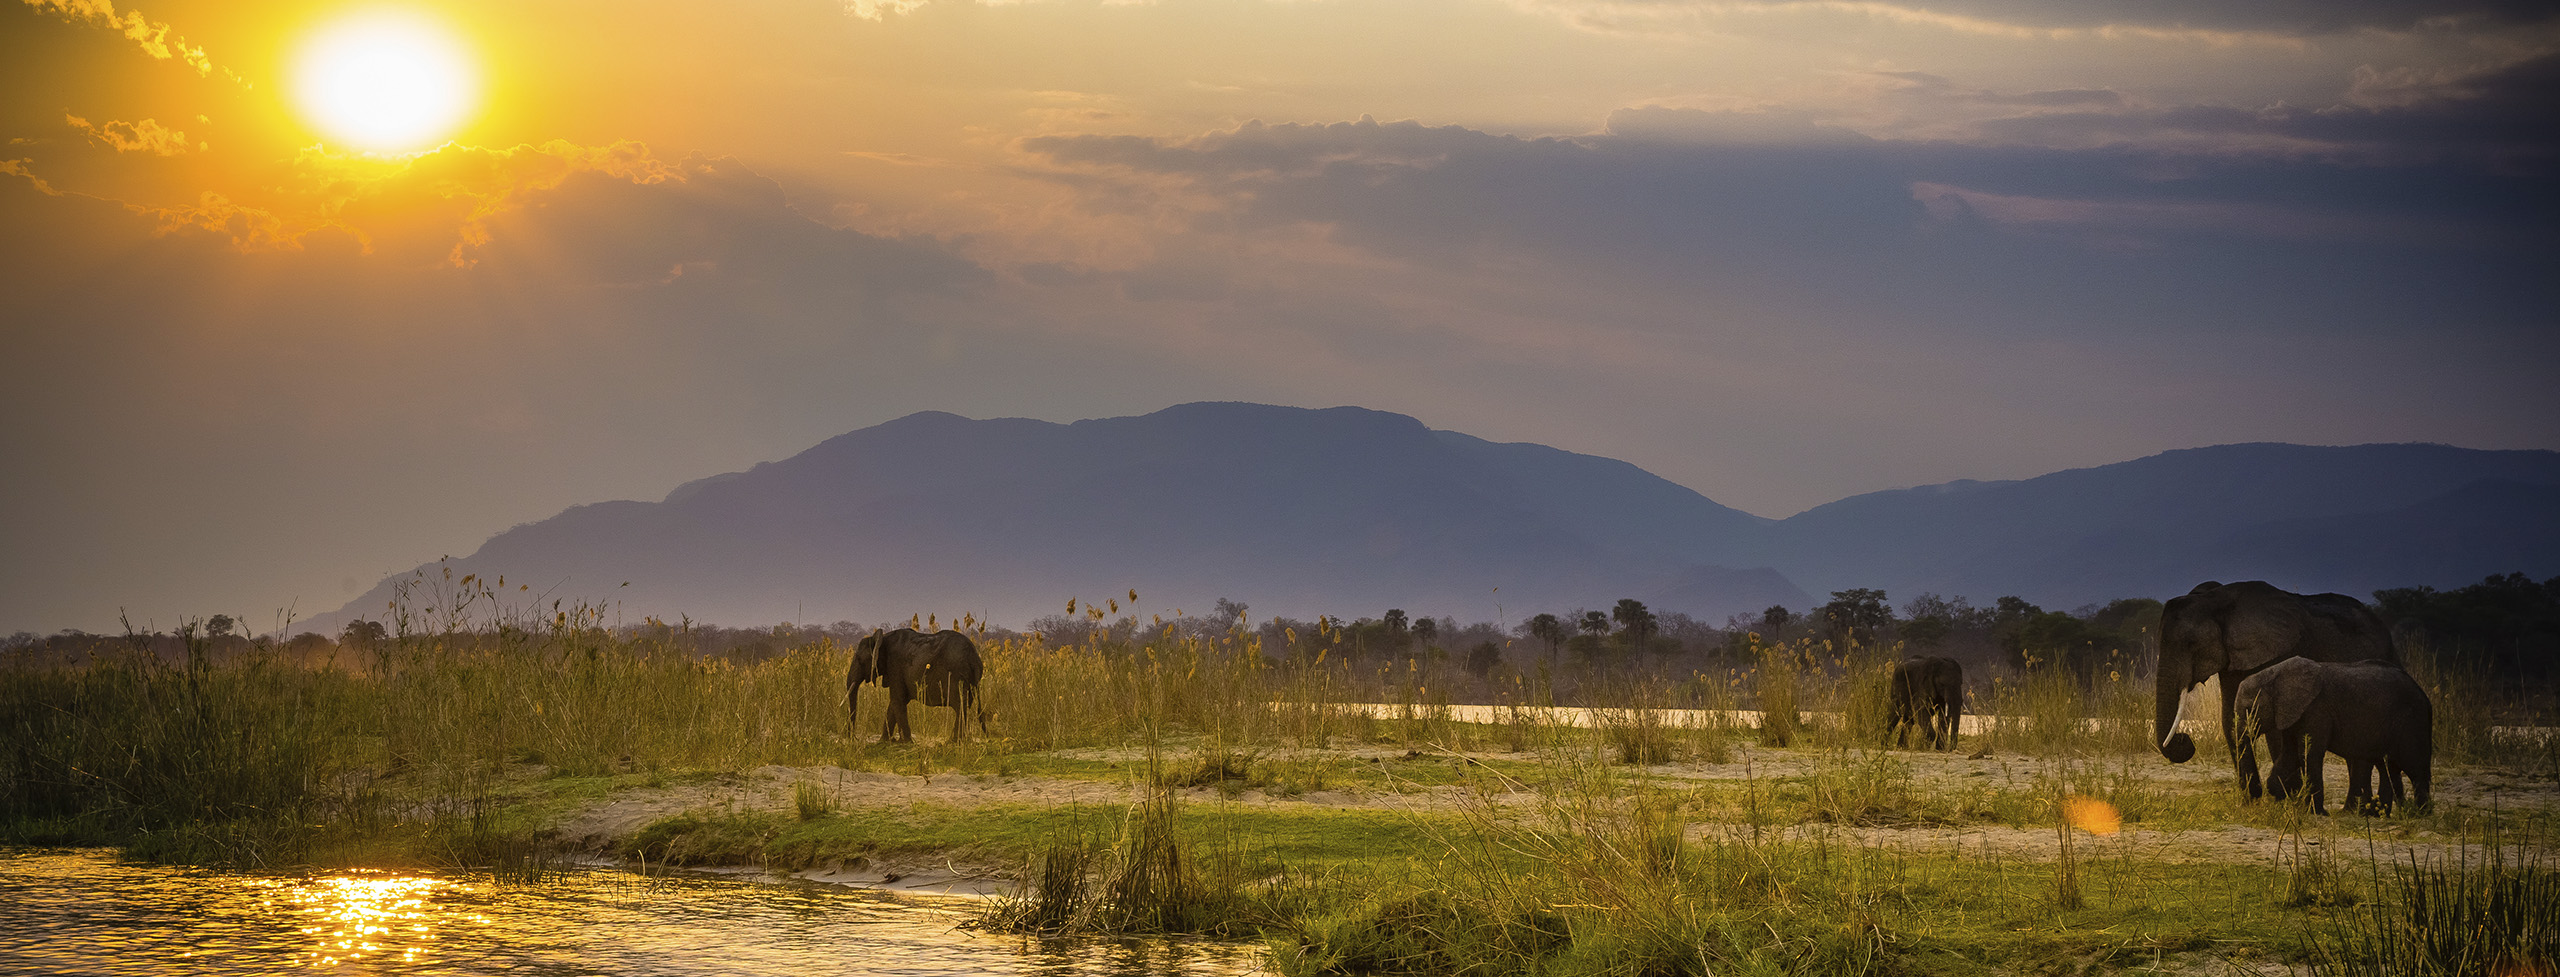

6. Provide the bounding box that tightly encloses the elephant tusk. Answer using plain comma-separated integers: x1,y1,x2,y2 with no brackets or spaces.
2162,691,2190,749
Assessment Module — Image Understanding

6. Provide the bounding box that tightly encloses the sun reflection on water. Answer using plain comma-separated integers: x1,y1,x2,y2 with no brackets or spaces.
1,849,1262,976
287,872,445,967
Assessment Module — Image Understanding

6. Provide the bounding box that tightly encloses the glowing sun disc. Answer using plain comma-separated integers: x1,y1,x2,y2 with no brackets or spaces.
291,10,477,153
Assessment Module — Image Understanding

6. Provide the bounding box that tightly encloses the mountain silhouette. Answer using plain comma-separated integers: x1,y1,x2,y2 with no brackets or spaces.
1761,443,2560,607
308,405,2560,634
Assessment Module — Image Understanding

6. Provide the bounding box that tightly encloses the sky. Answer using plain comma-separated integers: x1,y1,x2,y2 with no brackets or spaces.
3,0,2555,635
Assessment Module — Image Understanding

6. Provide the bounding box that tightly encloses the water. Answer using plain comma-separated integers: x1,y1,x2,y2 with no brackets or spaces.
0,849,1265,976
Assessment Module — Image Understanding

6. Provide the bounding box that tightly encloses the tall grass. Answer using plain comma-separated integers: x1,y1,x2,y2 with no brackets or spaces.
2309,828,2558,977
1279,748,1902,976
0,623,366,864
976,760,1308,937
1975,660,2156,757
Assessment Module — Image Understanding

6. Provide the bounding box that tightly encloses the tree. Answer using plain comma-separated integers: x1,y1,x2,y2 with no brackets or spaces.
1413,617,1439,648
1382,611,1423,654
1992,596,2042,629
1611,598,1658,651
205,614,236,639
2010,610,2102,686
1818,589,1893,645
1760,605,1796,637
2375,572,2560,679
339,619,388,648
1522,613,1567,664
1903,593,1989,631
1212,597,1249,628
1464,641,1503,678
1901,615,1951,649
1579,610,1610,636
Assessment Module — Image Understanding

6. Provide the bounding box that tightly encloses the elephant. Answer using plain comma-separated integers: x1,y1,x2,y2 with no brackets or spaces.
847,628,984,743
1885,656,1964,750
2232,658,2432,814
2154,580,2398,799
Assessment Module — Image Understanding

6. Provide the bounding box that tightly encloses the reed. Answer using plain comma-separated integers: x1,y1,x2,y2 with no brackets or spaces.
2309,825,2558,977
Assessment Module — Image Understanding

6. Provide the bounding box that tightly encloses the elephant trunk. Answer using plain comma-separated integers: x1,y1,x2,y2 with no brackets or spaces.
2156,652,2197,764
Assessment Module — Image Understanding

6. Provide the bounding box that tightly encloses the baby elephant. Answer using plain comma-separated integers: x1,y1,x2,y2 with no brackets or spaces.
2233,658,2431,815
1885,655,1963,751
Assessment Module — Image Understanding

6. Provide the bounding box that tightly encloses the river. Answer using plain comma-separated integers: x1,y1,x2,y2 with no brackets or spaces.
0,849,1265,976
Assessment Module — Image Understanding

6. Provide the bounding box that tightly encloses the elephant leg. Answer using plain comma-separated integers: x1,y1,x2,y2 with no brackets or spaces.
2343,756,2375,816
2374,757,2400,812
885,686,915,742
2224,685,2263,800
2302,729,2329,815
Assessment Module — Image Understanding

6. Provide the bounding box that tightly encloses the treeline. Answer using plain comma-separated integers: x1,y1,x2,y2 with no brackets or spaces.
2376,572,2560,679
13,572,2552,686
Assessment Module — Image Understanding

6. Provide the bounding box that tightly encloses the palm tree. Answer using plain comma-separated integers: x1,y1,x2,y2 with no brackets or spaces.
1523,613,1566,667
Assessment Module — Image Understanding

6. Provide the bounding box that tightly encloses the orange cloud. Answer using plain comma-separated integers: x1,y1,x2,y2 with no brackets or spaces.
1,158,66,195
20,0,216,76
132,140,692,264
66,114,196,155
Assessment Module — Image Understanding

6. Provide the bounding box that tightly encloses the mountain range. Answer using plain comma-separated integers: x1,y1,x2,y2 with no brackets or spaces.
308,403,2560,634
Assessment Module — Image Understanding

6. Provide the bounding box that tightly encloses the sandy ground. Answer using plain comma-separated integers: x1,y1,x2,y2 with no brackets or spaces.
543,738,2557,899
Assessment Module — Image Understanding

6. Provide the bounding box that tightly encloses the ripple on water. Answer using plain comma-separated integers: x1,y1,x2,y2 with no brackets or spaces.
0,849,1262,976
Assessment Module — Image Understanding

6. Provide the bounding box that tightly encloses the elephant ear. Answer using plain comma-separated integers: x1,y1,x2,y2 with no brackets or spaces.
2265,660,2321,732
2273,664,2334,731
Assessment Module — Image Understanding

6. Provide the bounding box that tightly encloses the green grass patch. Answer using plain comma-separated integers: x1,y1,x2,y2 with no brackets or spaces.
625,800,1451,879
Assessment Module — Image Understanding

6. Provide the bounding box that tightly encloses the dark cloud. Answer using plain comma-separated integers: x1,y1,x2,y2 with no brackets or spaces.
1988,89,2123,108
1022,99,2556,352
1717,0,2555,32
1971,53,2560,176
474,157,985,294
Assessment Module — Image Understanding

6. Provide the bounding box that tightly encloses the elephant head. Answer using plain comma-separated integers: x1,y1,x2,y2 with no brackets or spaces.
849,630,885,687
2231,657,2321,798
2154,580,2395,767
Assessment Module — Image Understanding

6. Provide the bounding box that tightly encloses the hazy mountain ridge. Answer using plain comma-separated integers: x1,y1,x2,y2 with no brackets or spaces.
1767,443,2560,605
310,405,2560,635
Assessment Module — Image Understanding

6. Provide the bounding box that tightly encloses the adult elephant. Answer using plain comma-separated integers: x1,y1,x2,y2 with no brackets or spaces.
2232,658,2431,815
2154,581,2397,798
848,628,984,743
1885,656,1964,751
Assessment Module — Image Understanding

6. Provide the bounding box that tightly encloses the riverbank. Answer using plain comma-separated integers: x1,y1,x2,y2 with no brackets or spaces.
10,626,2554,974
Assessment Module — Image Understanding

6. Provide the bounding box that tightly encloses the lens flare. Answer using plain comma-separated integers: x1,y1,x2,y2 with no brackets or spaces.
291,9,478,153
2062,795,2122,836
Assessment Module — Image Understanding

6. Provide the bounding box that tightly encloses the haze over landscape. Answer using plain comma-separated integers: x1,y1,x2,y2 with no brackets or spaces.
300,403,2560,635
5,0,2555,634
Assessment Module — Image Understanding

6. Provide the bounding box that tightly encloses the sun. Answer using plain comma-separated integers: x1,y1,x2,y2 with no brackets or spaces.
291,9,478,153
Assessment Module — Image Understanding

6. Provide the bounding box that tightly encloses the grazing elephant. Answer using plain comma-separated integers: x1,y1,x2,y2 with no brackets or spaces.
2233,658,2431,814
2154,581,2397,799
847,628,984,743
1885,656,1964,750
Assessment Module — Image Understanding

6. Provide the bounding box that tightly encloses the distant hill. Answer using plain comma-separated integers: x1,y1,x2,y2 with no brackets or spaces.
1759,443,2560,609
308,405,2560,635
312,403,1801,635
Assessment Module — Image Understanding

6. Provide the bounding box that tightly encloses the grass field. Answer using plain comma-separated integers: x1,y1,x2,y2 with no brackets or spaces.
4,599,2554,975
